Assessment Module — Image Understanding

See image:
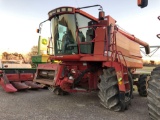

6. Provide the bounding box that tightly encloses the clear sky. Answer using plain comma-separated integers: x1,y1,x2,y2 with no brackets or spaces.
0,0,160,59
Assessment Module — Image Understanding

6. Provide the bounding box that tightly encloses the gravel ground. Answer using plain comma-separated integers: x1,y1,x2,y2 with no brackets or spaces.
0,88,150,120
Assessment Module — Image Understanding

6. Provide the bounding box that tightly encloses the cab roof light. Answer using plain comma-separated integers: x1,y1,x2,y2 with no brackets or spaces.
61,8,66,12
48,7,74,18
67,8,73,12
49,10,56,16
57,9,60,12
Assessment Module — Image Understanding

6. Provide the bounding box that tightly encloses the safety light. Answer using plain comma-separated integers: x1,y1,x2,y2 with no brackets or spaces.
48,7,74,18
61,8,66,12
137,0,148,8
36,29,39,33
57,9,60,12
49,10,56,17
67,8,73,12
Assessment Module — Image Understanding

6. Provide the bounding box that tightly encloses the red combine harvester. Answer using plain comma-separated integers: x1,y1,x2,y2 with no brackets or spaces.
34,3,150,111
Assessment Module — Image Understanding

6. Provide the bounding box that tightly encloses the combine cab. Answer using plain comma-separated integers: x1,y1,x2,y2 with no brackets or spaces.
0,54,42,92
33,4,150,112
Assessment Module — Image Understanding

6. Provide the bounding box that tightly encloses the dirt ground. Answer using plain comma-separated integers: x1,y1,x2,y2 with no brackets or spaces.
0,88,150,120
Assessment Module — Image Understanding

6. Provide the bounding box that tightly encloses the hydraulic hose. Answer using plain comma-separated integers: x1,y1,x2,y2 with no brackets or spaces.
74,68,92,86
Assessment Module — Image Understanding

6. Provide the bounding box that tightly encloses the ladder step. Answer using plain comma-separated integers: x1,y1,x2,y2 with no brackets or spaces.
74,87,87,91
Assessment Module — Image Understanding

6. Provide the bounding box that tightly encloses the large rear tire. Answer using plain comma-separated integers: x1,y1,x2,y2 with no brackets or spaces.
137,74,149,97
98,68,132,111
147,67,160,120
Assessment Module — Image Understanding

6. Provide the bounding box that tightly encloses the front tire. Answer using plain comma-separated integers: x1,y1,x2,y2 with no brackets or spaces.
137,74,149,97
147,67,160,120
98,68,132,111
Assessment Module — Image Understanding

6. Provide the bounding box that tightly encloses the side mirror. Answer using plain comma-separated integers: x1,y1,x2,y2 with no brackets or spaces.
137,0,148,8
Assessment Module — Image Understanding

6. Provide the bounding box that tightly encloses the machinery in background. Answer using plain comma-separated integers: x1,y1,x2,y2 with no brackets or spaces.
31,37,51,68
0,53,42,92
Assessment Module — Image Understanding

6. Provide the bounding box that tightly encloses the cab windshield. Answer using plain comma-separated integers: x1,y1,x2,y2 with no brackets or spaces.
50,13,97,55
51,14,77,55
